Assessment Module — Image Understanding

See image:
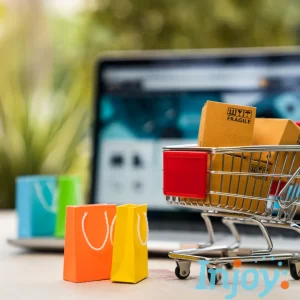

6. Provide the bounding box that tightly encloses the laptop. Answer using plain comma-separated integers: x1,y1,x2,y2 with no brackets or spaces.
8,48,300,255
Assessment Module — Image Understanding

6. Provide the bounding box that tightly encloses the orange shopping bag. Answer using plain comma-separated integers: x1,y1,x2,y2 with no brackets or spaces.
63,204,116,283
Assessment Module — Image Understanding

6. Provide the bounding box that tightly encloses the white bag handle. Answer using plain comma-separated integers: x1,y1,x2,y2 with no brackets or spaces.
110,215,116,245
137,212,149,246
82,211,110,251
34,182,57,213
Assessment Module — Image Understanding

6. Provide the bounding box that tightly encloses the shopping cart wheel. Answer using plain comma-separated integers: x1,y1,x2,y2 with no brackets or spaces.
289,262,300,280
207,267,222,285
175,261,190,280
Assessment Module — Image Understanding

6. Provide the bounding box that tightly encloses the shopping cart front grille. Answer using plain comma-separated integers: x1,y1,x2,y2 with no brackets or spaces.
163,145,300,222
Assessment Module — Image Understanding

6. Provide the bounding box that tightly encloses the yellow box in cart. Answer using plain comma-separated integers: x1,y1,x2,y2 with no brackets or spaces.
250,118,300,179
181,154,272,214
198,101,256,147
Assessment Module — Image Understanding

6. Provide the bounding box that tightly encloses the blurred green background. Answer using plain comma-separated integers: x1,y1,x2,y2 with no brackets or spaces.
1,0,300,208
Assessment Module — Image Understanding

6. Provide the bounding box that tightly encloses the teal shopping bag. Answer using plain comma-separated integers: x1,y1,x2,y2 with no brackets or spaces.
16,176,57,237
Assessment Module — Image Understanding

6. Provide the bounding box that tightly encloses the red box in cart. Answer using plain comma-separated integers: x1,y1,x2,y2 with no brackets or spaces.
163,150,270,214
163,151,208,199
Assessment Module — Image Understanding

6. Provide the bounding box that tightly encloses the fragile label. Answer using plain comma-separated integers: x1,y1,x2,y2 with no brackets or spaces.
250,164,269,181
227,107,253,124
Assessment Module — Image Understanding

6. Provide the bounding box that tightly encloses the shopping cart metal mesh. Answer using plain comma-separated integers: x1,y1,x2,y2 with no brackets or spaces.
163,144,300,282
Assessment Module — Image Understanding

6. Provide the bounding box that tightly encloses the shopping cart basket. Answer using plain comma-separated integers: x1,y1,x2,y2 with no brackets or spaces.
163,145,300,283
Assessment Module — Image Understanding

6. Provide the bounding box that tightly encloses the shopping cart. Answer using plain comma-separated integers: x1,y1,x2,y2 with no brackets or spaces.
269,121,300,211
163,145,300,283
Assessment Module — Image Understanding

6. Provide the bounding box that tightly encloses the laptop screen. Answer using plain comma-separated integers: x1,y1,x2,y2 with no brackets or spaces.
92,52,300,209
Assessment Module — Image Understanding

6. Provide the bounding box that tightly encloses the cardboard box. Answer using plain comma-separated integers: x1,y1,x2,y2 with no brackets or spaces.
181,154,272,214
208,154,271,214
250,118,300,178
198,101,256,147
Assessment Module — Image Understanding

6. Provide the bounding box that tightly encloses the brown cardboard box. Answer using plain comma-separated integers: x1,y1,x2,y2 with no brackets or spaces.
250,118,300,178
181,154,271,214
290,130,300,176
198,101,256,147
207,154,271,214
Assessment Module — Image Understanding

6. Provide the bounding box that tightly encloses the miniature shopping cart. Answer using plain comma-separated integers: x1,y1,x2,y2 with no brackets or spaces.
163,145,300,283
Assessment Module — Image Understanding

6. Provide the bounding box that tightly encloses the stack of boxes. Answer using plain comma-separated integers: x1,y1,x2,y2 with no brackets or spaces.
195,101,300,214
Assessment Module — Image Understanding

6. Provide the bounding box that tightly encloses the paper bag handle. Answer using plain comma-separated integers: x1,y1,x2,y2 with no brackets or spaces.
137,212,148,246
110,215,116,245
82,211,112,251
34,182,57,213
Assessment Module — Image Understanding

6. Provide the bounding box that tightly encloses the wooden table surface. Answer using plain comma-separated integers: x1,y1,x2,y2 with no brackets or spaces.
1,211,299,300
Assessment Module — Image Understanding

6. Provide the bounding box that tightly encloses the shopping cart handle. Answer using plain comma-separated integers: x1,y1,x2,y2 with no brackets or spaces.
277,167,300,209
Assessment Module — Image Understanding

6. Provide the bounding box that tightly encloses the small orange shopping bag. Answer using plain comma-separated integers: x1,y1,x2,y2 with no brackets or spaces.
63,204,116,283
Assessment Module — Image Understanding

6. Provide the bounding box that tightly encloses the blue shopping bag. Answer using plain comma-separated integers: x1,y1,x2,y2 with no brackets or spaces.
16,176,57,238
271,185,300,214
